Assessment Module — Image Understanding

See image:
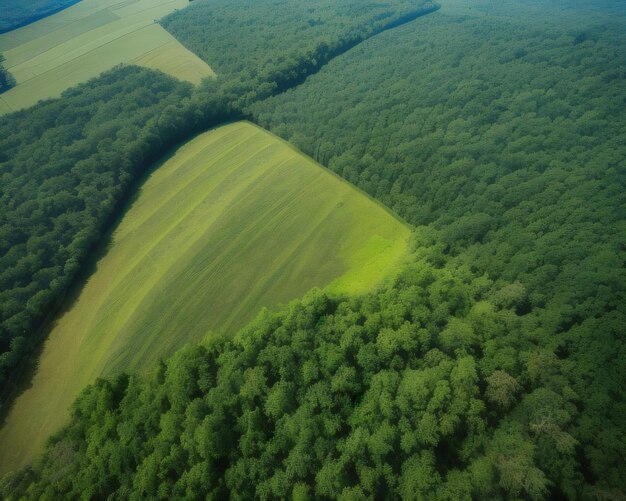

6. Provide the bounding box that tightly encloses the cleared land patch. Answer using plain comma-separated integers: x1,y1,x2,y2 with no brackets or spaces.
0,121,411,473
0,0,215,114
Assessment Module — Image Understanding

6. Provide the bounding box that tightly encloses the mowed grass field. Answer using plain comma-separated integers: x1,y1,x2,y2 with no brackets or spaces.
0,0,215,114
0,121,411,473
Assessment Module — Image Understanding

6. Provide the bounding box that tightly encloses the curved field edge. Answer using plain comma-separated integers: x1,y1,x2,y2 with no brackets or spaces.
0,121,411,474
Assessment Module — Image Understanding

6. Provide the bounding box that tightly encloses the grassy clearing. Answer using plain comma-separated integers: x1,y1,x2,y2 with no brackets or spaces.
0,121,410,474
0,0,214,114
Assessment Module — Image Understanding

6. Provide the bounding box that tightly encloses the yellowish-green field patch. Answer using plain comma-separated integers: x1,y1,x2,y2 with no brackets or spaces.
0,0,215,114
0,121,410,474
0,96,11,114
131,37,214,85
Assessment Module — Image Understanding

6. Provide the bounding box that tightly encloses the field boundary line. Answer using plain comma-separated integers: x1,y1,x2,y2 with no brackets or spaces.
13,22,172,85
244,120,414,228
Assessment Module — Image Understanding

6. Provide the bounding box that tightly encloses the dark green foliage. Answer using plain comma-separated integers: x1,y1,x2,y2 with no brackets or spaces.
162,0,438,101
0,54,15,93
0,0,80,33
249,6,626,494
0,248,610,499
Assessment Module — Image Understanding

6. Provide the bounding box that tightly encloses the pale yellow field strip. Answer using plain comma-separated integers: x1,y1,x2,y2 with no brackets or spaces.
0,0,130,51
1,0,189,78
132,39,215,85
0,122,410,474
1,10,121,68
0,0,214,114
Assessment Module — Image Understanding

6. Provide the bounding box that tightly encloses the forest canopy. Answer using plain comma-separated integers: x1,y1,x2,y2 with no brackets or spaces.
162,0,438,78
1,248,595,499
248,7,626,493
162,0,438,99
0,0,624,498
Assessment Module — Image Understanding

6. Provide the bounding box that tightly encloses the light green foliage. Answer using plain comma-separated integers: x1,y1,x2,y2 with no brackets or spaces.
1,255,585,499
485,370,520,410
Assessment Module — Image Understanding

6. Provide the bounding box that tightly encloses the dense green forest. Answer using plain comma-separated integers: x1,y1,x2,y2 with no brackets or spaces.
162,0,438,97
1,0,625,498
0,0,80,33
249,5,626,494
0,0,431,406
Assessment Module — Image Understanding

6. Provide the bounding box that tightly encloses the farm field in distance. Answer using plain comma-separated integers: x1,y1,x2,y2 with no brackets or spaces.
0,0,79,33
0,0,214,114
0,121,411,474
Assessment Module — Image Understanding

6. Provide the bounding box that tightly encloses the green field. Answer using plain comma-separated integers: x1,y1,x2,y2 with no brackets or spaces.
0,0,215,114
0,121,410,474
